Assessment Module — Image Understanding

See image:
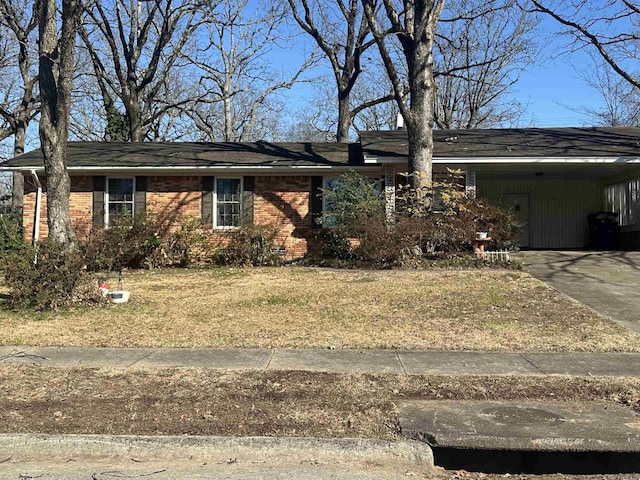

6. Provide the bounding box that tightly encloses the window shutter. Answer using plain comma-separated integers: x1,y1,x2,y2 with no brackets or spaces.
310,176,323,229
92,176,106,228
135,176,147,216
242,176,255,225
202,176,214,224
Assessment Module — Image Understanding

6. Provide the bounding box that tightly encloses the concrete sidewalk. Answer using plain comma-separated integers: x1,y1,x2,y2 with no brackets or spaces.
2,345,640,377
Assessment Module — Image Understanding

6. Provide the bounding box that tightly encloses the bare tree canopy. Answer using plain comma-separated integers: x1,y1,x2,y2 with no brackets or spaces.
187,0,313,142
0,0,40,221
576,57,640,126
288,0,393,142
362,0,445,188
79,0,210,142
529,0,640,90
39,0,80,246
434,0,539,129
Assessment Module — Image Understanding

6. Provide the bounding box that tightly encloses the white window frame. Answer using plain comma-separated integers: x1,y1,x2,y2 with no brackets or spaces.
105,176,136,226
213,177,243,229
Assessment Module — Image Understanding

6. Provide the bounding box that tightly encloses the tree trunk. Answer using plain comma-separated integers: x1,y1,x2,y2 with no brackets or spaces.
10,121,26,226
127,90,145,142
38,0,79,247
405,32,436,190
336,88,351,143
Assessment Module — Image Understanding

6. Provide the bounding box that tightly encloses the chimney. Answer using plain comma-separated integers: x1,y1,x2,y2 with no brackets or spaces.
396,113,405,130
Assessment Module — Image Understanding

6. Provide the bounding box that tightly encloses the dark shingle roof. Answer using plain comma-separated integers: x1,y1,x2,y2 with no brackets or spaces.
1,141,361,169
360,127,640,159
4,127,640,172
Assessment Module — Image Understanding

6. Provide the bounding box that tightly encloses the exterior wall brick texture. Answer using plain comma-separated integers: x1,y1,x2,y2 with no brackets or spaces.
254,175,312,258
22,174,316,258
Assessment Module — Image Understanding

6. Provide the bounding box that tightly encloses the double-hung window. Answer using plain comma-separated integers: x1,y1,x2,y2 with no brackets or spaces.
215,178,242,228
106,177,135,225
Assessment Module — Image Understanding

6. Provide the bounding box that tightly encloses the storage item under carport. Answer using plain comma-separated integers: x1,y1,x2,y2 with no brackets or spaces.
587,211,619,250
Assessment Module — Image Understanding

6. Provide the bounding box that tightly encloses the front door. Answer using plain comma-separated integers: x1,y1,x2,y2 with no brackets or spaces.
505,193,530,248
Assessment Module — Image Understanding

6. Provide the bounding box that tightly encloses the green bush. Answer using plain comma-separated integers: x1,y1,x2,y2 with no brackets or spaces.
320,170,384,231
80,213,166,271
0,214,25,260
215,224,282,266
3,240,104,311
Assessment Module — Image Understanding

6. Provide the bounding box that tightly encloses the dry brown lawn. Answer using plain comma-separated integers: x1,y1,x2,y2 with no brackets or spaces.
0,267,638,351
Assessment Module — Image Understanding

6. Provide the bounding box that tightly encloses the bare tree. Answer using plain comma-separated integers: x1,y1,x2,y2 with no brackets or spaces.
362,0,445,189
0,0,40,223
434,0,538,129
529,0,640,90
288,0,394,142
39,0,80,246
576,58,640,126
79,0,209,142
187,0,312,142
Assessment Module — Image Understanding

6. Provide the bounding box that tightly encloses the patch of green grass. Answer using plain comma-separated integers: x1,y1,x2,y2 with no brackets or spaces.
240,294,307,307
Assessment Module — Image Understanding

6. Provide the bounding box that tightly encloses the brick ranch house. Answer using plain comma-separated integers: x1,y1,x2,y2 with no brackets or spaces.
2,127,640,257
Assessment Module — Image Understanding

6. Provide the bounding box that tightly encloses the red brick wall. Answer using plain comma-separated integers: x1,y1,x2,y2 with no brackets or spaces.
254,175,313,258
23,175,93,240
22,174,316,258
146,176,201,224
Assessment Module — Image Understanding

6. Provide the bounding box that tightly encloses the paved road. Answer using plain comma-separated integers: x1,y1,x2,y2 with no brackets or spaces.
515,250,640,334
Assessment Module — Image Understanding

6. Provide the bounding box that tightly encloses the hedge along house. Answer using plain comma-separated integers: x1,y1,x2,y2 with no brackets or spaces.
361,127,640,249
2,126,640,255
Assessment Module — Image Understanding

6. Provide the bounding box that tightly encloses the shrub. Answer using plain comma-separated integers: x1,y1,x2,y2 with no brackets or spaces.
0,213,25,260
3,240,104,311
215,224,282,266
79,213,219,271
79,213,166,271
144,217,220,268
316,171,521,266
320,170,384,232
319,227,356,260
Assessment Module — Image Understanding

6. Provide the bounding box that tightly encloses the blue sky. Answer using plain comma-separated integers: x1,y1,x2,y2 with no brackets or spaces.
510,15,606,128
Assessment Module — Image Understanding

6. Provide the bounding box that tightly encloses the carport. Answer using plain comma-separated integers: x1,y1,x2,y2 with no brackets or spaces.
475,162,640,249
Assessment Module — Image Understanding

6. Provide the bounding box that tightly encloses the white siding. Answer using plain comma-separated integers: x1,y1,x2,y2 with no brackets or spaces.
477,178,603,249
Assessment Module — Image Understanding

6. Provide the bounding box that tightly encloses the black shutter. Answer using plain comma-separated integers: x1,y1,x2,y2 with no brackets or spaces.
202,176,214,225
242,176,255,226
134,176,147,216
92,176,106,228
310,176,323,229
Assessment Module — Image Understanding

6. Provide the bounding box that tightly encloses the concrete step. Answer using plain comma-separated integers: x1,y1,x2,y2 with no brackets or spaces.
399,400,640,452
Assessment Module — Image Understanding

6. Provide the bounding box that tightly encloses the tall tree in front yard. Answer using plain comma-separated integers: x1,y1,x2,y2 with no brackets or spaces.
39,0,80,246
362,0,445,190
288,0,394,142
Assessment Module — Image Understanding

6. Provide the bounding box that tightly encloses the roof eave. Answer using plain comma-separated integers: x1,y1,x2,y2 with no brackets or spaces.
0,164,379,174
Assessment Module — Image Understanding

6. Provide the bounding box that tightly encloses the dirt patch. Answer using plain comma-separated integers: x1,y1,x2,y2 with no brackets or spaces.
1,366,639,438
1,268,638,352
2,366,638,480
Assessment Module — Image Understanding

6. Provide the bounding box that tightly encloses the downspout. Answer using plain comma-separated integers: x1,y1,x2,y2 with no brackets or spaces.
30,169,42,245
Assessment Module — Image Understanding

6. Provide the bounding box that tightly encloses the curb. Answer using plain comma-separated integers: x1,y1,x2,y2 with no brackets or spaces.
0,433,434,467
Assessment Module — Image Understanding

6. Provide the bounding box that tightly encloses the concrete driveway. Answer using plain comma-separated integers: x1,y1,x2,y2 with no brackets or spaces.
515,250,640,334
